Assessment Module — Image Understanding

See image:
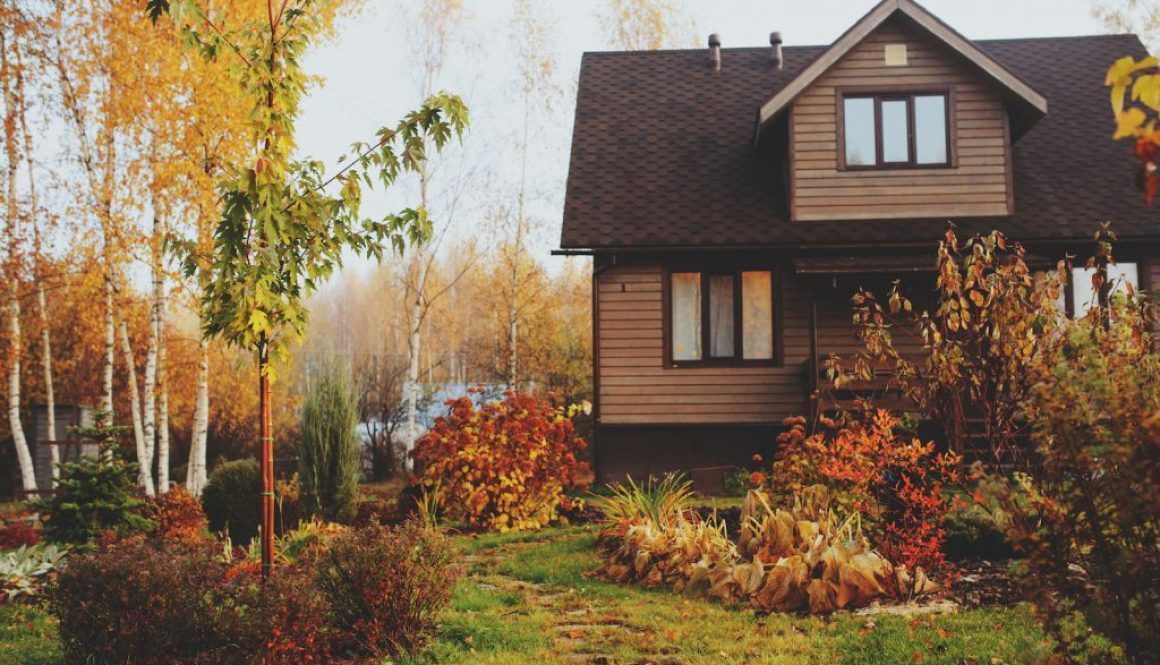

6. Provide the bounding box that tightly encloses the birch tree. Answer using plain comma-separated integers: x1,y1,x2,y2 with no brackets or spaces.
598,0,698,51
400,0,473,467
1,24,35,492
50,1,122,420
497,0,562,389
14,28,58,484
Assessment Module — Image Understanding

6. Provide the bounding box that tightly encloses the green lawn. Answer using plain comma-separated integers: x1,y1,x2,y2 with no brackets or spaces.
0,525,1047,665
410,526,1046,664
0,605,60,665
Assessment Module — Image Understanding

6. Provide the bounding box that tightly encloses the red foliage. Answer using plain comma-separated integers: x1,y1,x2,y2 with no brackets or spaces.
143,486,210,542
316,520,459,659
49,521,459,663
0,521,40,549
248,566,334,665
771,410,961,595
411,390,590,531
1135,137,1159,205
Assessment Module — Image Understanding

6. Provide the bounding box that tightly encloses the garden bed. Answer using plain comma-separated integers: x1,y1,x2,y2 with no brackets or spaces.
0,525,1046,665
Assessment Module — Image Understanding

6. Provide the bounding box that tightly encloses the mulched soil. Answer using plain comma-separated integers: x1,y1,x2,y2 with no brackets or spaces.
947,558,1024,609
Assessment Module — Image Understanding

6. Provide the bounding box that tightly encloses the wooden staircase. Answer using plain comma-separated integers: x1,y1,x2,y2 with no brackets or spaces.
804,356,921,418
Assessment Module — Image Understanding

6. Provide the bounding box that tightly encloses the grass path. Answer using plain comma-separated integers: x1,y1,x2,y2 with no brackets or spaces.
401,526,1047,665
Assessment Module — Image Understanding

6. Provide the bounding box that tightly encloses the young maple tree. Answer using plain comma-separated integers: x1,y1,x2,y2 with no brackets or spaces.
148,0,467,575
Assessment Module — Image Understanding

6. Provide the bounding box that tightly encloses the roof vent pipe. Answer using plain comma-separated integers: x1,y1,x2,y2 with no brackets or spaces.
709,33,721,71
770,32,783,70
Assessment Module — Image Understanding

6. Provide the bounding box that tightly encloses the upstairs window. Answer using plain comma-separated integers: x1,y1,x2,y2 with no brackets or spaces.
840,91,951,169
670,270,774,364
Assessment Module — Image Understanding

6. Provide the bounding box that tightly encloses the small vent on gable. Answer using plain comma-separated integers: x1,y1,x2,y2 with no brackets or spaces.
884,43,908,66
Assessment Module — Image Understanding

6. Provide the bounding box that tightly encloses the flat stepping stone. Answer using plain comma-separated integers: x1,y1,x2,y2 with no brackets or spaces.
851,598,960,616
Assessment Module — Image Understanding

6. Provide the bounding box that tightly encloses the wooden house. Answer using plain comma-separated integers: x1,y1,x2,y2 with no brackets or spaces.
557,0,1160,481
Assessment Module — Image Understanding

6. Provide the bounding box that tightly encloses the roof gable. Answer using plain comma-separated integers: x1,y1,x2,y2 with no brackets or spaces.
755,0,1047,138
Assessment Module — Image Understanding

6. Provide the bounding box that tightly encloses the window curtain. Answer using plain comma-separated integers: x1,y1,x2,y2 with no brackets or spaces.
708,275,734,357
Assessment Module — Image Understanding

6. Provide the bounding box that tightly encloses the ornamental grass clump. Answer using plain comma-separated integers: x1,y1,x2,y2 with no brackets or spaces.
411,390,590,531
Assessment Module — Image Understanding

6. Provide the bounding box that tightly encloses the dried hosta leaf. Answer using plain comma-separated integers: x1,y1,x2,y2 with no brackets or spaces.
752,556,809,612
807,578,839,614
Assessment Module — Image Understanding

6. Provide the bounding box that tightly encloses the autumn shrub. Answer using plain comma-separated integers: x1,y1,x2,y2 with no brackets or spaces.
411,390,590,531
770,410,961,594
297,362,361,523
50,538,247,665
201,468,305,550
315,519,458,658
142,486,210,542
236,564,335,665
0,521,40,549
995,297,1160,665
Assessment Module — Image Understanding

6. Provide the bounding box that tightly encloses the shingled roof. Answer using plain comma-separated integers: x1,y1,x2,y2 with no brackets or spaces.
559,32,1155,250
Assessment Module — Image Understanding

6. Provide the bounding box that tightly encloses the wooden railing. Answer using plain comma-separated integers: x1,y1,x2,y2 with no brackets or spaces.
804,355,923,417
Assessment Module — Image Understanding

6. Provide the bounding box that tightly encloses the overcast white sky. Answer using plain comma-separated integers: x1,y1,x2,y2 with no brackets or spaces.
294,0,1121,277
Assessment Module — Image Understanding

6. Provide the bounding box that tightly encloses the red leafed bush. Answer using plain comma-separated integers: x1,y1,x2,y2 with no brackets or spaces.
0,521,41,549
143,486,210,542
50,521,457,664
316,520,458,659
771,410,961,597
411,390,590,531
50,538,249,665
242,565,334,665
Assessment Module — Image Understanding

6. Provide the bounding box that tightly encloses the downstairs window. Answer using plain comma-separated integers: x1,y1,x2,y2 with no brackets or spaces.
670,270,774,364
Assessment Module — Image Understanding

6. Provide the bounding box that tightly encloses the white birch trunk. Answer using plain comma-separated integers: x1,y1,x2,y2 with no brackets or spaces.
1,32,34,493
13,40,55,485
403,280,423,473
187,338,209,495
119,318,153,496
156,283,169,493
103,276,114,416
7,284,35,492
143,250,159,496
403,159,431,473
36,284,56,482
36,283,57,480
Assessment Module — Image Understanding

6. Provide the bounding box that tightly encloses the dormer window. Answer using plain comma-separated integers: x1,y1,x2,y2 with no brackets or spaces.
838,90,952,169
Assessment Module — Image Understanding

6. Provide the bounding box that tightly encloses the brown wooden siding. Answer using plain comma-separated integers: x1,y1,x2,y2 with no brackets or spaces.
789,17,1012,222
597,265,812,425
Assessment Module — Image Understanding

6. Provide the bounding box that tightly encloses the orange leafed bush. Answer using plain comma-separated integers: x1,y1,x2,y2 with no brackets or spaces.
411,391,590,531
771,410,960,597
144,486,210,543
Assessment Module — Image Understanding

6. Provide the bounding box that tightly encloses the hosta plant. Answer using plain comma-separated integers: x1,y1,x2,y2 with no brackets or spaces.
593,482,937,614
1,544,68,603
735,487,935,612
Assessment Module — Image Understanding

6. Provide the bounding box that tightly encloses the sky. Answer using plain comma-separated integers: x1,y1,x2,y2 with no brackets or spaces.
289,0,1119,278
